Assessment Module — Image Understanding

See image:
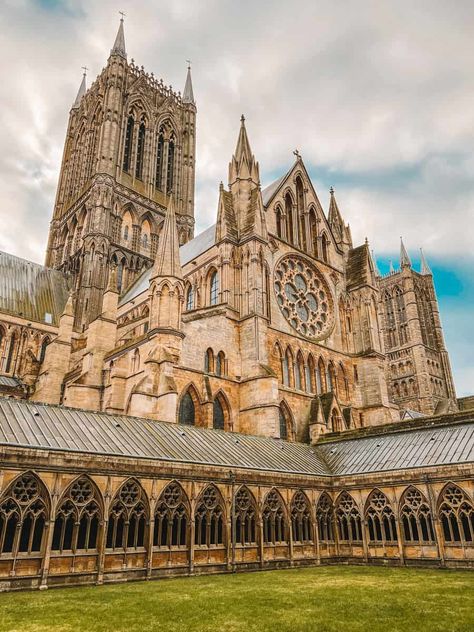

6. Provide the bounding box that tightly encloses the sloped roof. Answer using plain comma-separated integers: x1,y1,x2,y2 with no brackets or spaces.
119,224,216,306
0,251,70,326
346,244,373,289
0,398,472,478
0,398,329,476
262,172,289,206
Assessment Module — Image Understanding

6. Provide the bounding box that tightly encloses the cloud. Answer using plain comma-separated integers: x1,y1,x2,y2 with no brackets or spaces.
0,0,472,391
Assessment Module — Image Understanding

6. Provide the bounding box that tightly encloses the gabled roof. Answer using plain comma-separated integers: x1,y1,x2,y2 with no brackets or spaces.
346,243,375,290
0,251,70,326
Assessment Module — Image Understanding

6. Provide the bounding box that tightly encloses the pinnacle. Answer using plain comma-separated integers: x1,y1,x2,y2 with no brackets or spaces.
183,64,195,104
400,236,412,268
420,248,432,275
72,70,86,109
151,196,182,280
111,16,127,59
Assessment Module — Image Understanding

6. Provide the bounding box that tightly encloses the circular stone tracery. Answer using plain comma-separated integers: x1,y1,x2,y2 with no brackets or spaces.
274,254,334,340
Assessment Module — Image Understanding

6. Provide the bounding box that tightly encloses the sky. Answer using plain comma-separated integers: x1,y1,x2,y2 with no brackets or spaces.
0,0,472,395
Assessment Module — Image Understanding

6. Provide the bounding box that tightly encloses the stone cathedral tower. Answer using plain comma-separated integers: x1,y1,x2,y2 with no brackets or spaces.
44,18,196,332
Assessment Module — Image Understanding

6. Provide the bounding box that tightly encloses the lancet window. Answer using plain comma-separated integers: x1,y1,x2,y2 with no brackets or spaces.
52,477,101,552
106,480,147,550
400,487,435,543
335,492,362,543
316,493,334,542
291,491,313,544
439,485,474,544
233,487,256,546
365,490,398,543
123,115,134,172
263,490,287,544
153,483,188,548
194,486,224,547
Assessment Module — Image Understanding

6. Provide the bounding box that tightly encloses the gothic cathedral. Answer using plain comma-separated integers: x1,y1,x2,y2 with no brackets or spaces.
0,18,458,437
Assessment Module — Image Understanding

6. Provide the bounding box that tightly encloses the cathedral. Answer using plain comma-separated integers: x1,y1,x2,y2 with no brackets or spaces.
0,19,471,591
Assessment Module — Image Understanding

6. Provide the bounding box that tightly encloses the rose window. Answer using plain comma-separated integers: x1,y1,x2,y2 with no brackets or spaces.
274,255,333,339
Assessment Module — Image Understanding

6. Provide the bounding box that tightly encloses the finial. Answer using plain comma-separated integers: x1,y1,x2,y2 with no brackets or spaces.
186,59,192,70
293,148,300,159
241,114,245,123
330,186,334,195
119,10,126,21
81,66,88,77
365,237,369,245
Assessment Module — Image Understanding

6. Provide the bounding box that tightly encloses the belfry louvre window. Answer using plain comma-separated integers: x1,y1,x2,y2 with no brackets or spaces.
186,286,194,311
233,487,256,546
106,480,146,550
135,122,146,179
153,483,188,548
263,490,287,545
194,486,224,547
213,398,225,430
336,492,362,543
155,131,164,189
365,490,398,543
291,491,313,544
439,484,474,543
0,473,47,556
400,487,435,543
52,477,100,552
166,138,175,192
316,493,334,542
123,116,134,172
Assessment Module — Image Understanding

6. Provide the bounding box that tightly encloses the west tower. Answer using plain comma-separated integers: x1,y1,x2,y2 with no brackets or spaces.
45,18,196,332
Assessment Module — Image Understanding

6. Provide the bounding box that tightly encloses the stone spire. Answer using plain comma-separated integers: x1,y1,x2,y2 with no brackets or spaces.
110,15,126,59
182,63,195,104
228,115,260,185
328,187,343,228
389,260,395,274
420,248,432,275
400,237,412,268
72,70,86,109
151,196,182,280
328,187,352,251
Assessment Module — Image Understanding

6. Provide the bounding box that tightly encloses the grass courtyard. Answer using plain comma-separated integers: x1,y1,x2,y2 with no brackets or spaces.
0,566,472,632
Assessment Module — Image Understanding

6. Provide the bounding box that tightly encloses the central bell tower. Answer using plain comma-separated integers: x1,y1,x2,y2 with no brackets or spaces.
45,18,196,332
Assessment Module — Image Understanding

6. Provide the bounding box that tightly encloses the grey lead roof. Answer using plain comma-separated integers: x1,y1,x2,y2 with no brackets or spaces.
0,398,472,478
119,224,216,305
0,251,70,326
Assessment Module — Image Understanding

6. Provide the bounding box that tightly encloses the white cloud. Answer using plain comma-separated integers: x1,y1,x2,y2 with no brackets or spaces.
0,0,472,390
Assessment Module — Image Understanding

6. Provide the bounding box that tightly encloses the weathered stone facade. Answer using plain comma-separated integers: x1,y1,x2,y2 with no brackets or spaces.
0,19,471,593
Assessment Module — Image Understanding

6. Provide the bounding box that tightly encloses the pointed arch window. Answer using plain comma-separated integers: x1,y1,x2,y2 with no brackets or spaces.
209,271,219,306
155,130,164,190
321,233,329,263
233,488,256,545
279,403,292,440
439,484,474,544
336,492,362,543
215,351,225,377
309,208,318,257
135,121,146,179
106,480,147,550
285,193,294,244
178,391,195,426
0,473,47,556
123,115,134,172
204,348,214,373
194,486,225,547
153,483,188,549
316,493,334,542
296,177,306,251
52,477,101,552
186,286,194,311
263,491,287,545
291,491,313,544
400,487,435,543
365,490,398,543
275,207,283,238
166,137,175,193
282,350,290,386
213,397,225,430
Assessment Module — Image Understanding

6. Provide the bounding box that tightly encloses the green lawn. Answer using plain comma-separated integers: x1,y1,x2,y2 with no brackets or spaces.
0,566,473,632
